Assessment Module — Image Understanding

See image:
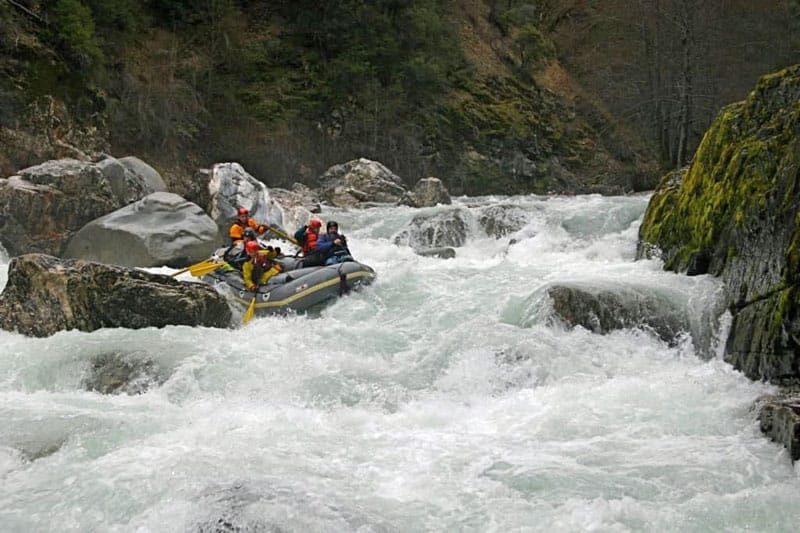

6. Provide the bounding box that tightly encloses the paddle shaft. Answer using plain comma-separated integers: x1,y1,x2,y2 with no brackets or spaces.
266,226,300,247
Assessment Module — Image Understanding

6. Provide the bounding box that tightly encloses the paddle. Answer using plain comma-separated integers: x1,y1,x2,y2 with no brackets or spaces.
188,259,226,277
171,258,218,277
243,294,257,323
265,225,301,247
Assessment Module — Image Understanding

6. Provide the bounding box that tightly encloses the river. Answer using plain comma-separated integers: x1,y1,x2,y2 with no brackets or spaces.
1,193,798,532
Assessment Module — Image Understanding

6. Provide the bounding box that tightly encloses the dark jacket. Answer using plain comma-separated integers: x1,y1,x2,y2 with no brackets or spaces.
316,231,353,263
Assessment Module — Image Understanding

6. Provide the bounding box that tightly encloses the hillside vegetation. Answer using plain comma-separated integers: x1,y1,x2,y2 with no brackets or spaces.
1,1,797,195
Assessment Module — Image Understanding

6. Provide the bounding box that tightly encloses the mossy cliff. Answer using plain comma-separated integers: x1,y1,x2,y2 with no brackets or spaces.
638,65,800,383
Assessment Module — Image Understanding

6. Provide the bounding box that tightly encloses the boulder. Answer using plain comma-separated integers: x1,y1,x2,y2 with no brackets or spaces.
546,284,689,347
406,177,451,208
758,391,800,461
393,208,471,249
63,192,220,268
637,66,800,383
207,162,287,237
0,254,232,337
0,159,120,257
318,158,409,207
118,156,168,192
268,183,322,236
478,204,531,238
96,155,167,205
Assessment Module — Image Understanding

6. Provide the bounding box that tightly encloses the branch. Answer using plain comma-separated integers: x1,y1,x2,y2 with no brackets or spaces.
5,0,48,25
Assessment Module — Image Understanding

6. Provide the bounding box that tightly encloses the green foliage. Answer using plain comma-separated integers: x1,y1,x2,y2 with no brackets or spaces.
84,0,147,49
48,0,104,71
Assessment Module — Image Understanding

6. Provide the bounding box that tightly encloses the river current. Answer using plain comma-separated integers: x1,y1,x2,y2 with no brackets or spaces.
1,194,799,532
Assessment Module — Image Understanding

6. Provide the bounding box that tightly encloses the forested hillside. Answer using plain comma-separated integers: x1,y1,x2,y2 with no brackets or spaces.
1,0,798,195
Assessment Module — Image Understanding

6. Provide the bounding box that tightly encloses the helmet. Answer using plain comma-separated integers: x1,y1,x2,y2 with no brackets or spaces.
245,240,260,253
309,219,322,229
242,228,257,240
237,207,249,216
326,220,338,230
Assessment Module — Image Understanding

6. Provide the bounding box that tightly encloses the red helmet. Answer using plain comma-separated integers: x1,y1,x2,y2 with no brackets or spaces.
309,219,322,229
245,240,260,253
237,207,249,216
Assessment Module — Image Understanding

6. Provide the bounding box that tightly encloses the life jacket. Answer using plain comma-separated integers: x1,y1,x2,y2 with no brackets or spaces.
229,218,260,242
301,229,319,255
242,250,281,287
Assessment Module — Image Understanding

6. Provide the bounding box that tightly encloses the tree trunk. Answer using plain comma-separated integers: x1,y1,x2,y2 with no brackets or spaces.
675,0,694,167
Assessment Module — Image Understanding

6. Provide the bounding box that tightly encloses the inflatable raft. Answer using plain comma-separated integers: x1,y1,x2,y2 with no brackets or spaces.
201,255,376,316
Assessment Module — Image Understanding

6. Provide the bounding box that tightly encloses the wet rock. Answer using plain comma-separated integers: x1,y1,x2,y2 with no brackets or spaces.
757,390,800,461
547,284,688,346
414,247,456,259
393,208,471,249
478,204,530,238
83,352,165,395
637,66,800,383
0,253,232,337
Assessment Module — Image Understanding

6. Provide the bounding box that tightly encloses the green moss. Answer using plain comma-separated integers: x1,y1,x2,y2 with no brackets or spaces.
638,76,796,271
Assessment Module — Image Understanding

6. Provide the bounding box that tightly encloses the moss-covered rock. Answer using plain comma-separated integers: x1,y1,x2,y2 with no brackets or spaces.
638,65,800,383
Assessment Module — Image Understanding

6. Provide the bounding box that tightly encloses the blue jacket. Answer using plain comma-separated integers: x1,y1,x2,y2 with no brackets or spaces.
316,231,351,259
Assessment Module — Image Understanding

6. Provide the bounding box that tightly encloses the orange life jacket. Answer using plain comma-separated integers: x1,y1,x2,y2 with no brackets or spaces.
230,218,260,241
302,229,319,255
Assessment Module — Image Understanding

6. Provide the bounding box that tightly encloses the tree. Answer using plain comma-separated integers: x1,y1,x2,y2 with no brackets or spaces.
546,0,800,168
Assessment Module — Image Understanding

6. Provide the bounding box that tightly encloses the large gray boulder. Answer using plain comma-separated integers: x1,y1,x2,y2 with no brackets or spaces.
0,159,120,257
64,192,220,268
96,155,167,205
0,254,232,337
207,162,287,237
318,158,409,207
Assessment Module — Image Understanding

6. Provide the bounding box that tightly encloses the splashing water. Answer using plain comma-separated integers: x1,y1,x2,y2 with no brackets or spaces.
0,194,797,532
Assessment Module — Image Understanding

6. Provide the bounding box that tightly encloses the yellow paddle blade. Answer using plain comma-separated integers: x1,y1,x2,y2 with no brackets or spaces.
188,259,224,277
172,258,218,277
243,295,257,323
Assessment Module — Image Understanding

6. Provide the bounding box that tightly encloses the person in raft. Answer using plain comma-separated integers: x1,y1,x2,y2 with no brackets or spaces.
230,207,269,244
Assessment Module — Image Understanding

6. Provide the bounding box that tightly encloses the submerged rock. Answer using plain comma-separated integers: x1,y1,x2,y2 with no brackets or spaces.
414,247,456,259
547,284,689,346
83,352,166,395
0,254,232,337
